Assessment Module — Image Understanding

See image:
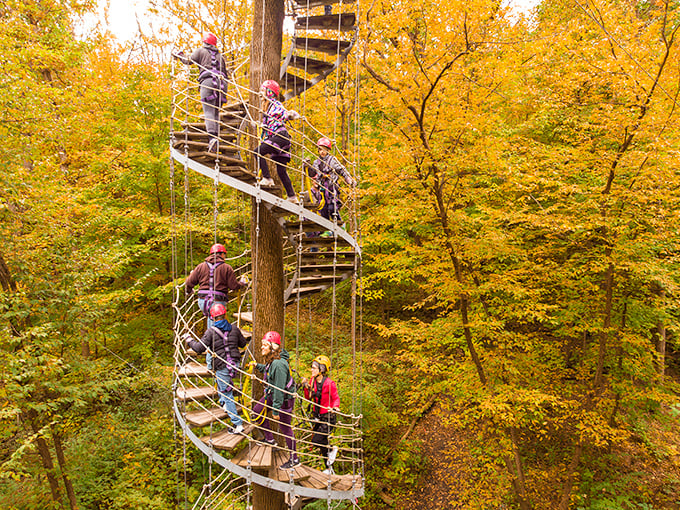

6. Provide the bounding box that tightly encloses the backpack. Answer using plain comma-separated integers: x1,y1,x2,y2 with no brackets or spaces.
198,48,228,105
198,260,224,316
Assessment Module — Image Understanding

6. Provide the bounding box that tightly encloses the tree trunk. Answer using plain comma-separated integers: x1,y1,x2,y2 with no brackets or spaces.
558,442,582,510
656,291,666,377
27,414,63,508
52,427,79,510
250,0,286,507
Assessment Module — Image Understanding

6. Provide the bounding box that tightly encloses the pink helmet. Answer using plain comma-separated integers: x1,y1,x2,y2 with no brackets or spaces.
260,80,280,99
209,303,227,318
317,137,332,149
203,33,217,46
262,331,281,346
210,243,226,254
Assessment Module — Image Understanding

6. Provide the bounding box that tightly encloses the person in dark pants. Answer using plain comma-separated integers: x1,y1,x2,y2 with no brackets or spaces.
173,33,228,153
302,354,340,474
185,303,248,433
251,331,299,469
256,79,301,203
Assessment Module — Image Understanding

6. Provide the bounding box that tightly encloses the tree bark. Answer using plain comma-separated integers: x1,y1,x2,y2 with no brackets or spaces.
250,0,286,507
656,291,666,377
26,413,63,508
52,427,79,510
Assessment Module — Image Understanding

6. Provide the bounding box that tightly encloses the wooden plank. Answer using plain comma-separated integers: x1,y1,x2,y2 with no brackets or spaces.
293,37,352,55
294,0,355,8
287,55,334,75
295,13,356,31
177,362,212,378
233,311,253,323
201,424,254,451
298,264,354,274
185,406,227,427
269,451,310,482
281,72,313,93
176,386,217,402
332,472,363,491
231,443,274,469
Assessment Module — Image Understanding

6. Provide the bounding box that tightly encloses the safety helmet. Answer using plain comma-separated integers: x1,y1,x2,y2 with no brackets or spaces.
209,303,227,318
262,330,281,346
317,137,332,150
210,243,226,254
313,354,331,373
260,79,280,99
203,33,217,46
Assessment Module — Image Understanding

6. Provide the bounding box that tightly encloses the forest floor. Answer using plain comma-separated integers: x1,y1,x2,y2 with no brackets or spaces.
398,400,472,510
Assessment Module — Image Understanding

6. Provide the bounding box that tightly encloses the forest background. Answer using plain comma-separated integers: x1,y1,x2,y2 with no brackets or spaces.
1,0,680,508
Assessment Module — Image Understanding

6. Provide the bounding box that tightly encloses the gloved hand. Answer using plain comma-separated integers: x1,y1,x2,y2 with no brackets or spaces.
238,276,249,286
287,110,301,120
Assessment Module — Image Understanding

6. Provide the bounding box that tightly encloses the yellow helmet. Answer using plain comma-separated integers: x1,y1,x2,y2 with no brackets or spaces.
313,355,331,374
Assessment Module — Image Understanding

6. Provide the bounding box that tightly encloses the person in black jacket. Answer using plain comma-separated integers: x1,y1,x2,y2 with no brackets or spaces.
185,303,248,434
172,33,228,153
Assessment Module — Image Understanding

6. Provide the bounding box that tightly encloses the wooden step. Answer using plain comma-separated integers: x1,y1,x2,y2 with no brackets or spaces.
293,37,352,55
178,362,212,378
201,423,255,451
300,251,356,264
294,0,355,8
173,139,239,156
286,285,329,302
185,406,227,427
171,130,237,142
281,72,314,96
296,274,349,286
182,117,243,130
295,13,356,31
231,443,274,469
296,464,363,491
233,311,253,323
183,151,247,168
298,263,354,274
268,450,310,482
176,385,218,402
287,55,335,75
301,236,351,249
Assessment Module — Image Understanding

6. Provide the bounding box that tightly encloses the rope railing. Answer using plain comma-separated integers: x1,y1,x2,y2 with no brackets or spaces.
172,282,364,486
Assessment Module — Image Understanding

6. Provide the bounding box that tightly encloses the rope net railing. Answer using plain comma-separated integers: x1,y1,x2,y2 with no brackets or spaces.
172,284,364,490
170,61,360,237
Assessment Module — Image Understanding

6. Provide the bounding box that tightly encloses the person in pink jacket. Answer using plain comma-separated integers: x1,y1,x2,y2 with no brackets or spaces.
302,355,340,473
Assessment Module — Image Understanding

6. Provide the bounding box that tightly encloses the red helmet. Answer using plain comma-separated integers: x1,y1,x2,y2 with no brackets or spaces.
262,331,281,346
260,80,280,99
210,243,226,254
203,33,217,46
317,137,332,149
209,303,227,318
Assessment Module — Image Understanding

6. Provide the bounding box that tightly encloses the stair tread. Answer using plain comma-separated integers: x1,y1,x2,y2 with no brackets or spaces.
200,423,255,451
293,37,352,55
178,361,213,378
176,386,218,402
185,406,227,427
295,13,356,31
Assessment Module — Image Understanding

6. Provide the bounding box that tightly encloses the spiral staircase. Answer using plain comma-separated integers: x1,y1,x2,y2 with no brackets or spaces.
169,2,362,507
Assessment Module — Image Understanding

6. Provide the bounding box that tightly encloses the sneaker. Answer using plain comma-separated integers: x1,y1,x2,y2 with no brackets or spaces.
229,423,244,434
207,139,218,153
260,177,275,187
287,196,299,205
322,467,334,475
263,438,277,447
279,457,300,470
327,446,338,466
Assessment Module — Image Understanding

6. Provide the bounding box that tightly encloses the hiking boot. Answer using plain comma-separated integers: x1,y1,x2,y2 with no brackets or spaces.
260,177,275,187
229,423,244,434
287,195,299,205
279,457,300,470
327,446,338,466
322,467,334,475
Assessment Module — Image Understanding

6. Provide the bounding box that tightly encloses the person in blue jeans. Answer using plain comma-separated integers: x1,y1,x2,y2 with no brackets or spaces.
186,303,248,434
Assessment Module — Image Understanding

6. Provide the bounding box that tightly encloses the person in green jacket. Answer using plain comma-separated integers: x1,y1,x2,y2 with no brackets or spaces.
251,331,299,469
